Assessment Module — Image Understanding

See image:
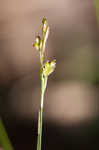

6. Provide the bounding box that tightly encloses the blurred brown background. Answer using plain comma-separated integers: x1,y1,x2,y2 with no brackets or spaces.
0,0,99,150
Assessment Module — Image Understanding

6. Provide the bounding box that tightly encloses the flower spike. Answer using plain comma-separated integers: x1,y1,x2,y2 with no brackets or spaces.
33,18,56,150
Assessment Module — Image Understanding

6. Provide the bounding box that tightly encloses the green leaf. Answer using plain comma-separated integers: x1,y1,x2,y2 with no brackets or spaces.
0,120,13,150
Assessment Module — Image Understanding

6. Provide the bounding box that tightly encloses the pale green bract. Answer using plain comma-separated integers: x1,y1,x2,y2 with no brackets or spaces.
33,36,42,52
43,60,56,77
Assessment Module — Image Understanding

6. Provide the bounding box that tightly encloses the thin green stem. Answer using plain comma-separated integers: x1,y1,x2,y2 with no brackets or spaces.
37,51,48,150
37,92,44,150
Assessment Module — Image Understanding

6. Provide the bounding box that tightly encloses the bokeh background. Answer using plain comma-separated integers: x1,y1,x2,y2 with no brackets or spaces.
0,0,99,149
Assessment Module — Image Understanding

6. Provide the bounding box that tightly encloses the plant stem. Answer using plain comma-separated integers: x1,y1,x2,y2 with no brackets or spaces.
37,53,47,150
35,18,55,150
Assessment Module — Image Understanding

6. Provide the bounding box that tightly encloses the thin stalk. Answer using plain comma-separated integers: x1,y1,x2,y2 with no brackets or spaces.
37,89,44,150
37,53,48,150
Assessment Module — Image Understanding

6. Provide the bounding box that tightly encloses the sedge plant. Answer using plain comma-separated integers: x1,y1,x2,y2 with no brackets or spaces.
33,18,56,150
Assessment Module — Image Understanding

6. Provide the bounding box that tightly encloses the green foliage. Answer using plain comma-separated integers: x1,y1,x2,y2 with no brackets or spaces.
94,0,99,24
0,119,13,150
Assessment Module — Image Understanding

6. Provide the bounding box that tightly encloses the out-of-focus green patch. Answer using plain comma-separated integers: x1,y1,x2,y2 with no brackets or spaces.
94,0,99,24
0,119,13,150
